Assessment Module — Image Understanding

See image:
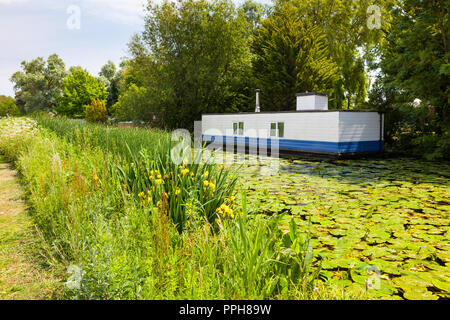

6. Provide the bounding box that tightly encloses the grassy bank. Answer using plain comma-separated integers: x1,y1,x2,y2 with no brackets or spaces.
0,155,61,299
0,117,329,300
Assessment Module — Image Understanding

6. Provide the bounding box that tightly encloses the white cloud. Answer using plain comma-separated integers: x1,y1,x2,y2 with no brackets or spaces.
0,0,146,25
81,0,147,25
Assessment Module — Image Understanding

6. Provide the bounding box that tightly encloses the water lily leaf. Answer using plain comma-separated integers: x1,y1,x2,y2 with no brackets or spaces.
321,259,338,270
335,258,361,269
403,290,438,300
393,275,430,293
329,228,348,237
431,276,450,292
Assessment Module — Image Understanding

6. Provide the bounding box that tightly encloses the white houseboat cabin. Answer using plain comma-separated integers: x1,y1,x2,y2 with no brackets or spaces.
201,92,384,156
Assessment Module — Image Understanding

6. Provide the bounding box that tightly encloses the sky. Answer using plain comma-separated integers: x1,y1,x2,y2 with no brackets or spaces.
0,0,270,97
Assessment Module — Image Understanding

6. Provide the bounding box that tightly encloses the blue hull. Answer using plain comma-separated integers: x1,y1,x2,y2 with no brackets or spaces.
202,135,384,154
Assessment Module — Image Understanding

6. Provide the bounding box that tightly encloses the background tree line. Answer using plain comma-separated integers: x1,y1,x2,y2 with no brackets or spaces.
4,0,449,159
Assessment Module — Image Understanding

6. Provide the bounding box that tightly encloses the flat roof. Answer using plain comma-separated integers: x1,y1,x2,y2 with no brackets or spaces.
295,92,328,97
202,110,383,116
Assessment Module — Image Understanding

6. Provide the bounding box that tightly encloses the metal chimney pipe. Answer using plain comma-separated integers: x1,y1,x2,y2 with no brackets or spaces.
255,89,260,113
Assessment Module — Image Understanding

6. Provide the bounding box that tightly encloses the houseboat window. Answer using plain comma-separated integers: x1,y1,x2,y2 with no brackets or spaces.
270,123,277,137
270,122,285,138
233,122,244,135
278,122,284,138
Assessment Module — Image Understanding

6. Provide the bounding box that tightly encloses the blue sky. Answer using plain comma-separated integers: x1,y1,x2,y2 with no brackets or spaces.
0,0,270,97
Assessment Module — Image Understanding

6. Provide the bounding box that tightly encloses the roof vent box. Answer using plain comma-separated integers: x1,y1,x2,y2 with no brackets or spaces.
296,92,328,111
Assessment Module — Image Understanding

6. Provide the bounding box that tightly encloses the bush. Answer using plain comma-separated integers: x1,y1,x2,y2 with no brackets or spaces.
85,99,107,123
111,84,152,123
56,67,107,118
0,96,20,117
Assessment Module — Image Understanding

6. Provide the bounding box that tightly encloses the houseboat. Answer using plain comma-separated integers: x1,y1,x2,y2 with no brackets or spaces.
201,92,384,157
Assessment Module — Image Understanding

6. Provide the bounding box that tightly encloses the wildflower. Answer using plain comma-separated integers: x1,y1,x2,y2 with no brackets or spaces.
175,189,181,195
218,203,234,218
155,179,163,185
181,168,190,176
204,171,209,179
209,182,216,191
164,174,170,179
203,180,209,187
138,192,145,198
157,174,162,179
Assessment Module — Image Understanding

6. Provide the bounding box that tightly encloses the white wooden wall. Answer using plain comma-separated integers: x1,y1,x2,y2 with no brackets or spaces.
296,95,328,111
202,112,382,143
338,112,381,142
202,112,340,142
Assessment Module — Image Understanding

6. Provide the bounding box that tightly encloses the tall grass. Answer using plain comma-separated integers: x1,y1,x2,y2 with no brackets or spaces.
34,115,238,232
34,114,168,160
0,116,326,300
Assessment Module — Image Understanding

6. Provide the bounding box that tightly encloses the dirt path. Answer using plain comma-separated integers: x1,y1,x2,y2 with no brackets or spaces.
0,156,61,299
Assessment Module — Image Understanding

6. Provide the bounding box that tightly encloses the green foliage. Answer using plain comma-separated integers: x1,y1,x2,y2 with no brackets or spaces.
34,115,238,233
10,54,67,113
123,0,253,129
379,0,449,121
0,116,326,300
85,99,107,123
56,67,107,118
252,0,338,111
367,0,449,160
111,84,151,123
0,95,20,117
99,60,121,109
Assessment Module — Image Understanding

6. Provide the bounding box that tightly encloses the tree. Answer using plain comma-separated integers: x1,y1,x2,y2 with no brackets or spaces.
379,0,449,125
135,0,252,130
111,84,152,123
56,67,107,118
252,1,338,111
10,54,66,113
366,0,449,160
265,0,393,109
0,95,20,117
240,0,267,31
99,60,121,109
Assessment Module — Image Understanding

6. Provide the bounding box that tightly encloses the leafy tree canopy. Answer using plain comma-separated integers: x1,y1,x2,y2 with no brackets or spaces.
56,67,107,118
0,95,20,117
99,60,121,110
124,0,253,130
252,0,339,111
10,54,66,113
378,0,449,122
